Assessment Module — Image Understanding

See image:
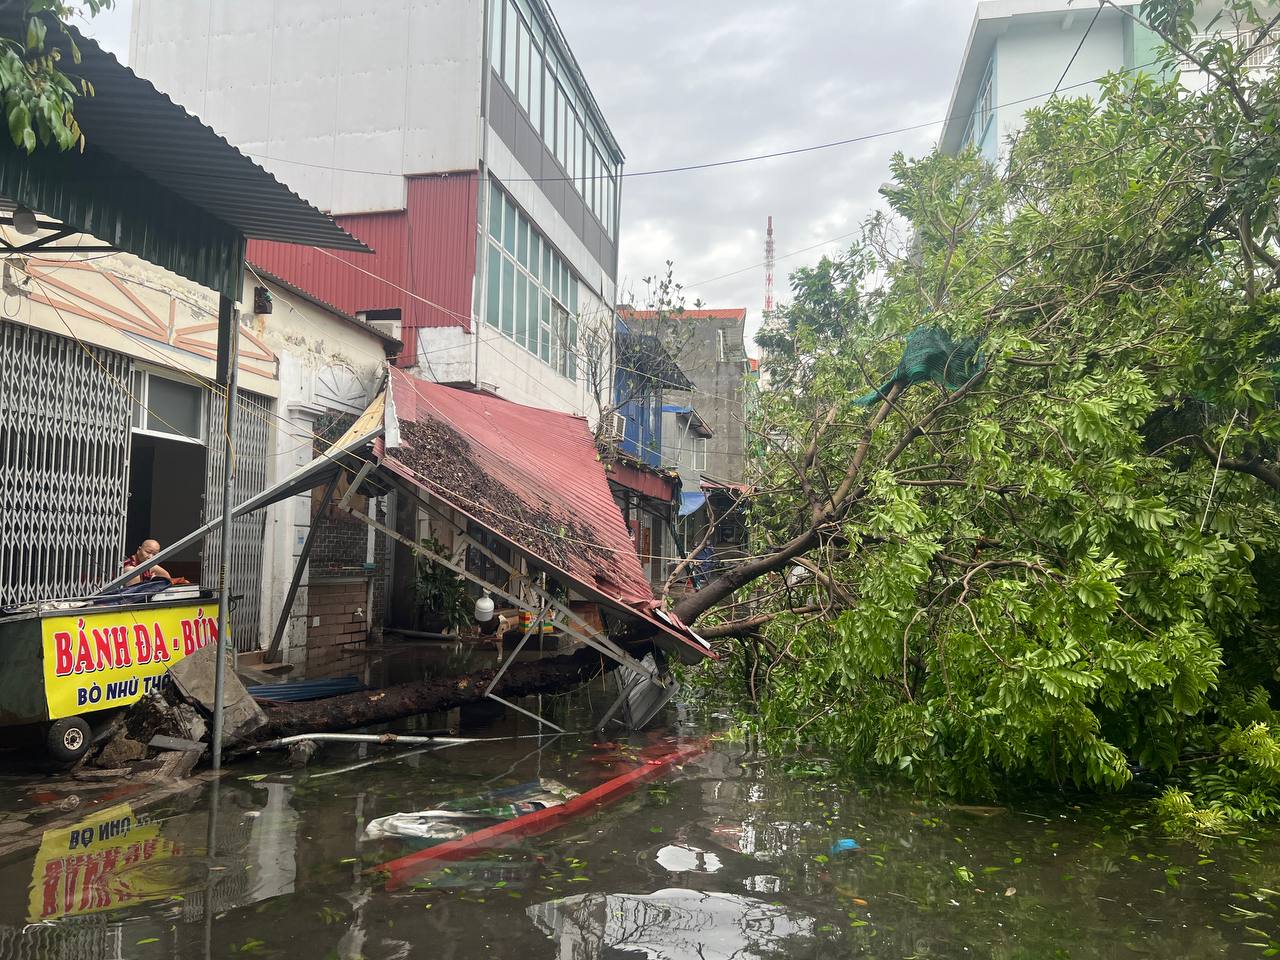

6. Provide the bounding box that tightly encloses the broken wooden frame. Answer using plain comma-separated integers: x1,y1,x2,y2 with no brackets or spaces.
332,468,666,732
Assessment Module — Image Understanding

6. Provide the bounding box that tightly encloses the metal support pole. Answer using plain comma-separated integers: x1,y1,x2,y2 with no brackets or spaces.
211,295,239,772
264,470,342,664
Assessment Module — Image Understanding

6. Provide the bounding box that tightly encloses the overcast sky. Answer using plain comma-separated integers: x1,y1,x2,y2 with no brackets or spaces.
79,1,976,351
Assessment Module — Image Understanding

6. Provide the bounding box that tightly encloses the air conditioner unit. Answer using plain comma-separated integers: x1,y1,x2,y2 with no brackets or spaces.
366,318,399,340
612,412,626,438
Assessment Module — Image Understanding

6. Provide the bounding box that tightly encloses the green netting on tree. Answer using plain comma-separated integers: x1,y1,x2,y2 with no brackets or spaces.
855,326,983,406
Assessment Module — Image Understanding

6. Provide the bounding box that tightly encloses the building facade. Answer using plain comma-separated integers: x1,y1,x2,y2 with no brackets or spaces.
0,240,395,668
940,1,1154,161
939,1,1277,161
130,0,624,421
620,308,752,484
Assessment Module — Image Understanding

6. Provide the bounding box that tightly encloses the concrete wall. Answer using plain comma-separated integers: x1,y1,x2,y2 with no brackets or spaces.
663,317,749,483
990,14,1128,158
130,0,486,215
246,272,392,668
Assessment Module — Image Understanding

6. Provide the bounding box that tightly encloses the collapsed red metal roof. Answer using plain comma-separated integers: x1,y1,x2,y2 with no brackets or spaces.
382,369,708,660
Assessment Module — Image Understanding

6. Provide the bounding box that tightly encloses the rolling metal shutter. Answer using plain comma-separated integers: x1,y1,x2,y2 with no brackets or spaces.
204,389,272,652
0,321,131,607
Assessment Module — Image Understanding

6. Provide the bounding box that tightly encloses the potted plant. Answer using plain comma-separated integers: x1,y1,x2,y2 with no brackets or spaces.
415,537,472,633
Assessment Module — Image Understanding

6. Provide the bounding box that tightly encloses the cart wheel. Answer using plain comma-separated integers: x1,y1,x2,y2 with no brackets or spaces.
46,717,92,764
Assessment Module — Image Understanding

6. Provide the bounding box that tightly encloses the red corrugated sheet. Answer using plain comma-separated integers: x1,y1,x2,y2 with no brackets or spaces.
609,460,678,502
388,368,653,608
247,172,479,366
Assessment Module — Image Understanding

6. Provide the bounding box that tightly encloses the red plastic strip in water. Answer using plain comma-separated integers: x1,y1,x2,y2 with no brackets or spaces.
376,739,709,891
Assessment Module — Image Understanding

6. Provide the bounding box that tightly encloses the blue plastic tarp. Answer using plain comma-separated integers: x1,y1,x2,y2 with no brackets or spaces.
679,492,707,517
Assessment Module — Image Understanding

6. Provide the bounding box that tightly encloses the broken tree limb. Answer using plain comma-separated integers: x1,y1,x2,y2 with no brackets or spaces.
246,647,619,743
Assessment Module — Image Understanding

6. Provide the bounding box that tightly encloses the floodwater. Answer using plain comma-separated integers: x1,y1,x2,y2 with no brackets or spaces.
1,699,1279,959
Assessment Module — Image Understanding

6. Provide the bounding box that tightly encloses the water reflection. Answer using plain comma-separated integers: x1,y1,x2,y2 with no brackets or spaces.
655,843,722,875
0,711,1276,959
528,889,815,960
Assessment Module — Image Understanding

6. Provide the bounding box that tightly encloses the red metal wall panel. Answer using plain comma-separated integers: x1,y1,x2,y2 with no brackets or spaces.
247,172,479,368
406,174,479,334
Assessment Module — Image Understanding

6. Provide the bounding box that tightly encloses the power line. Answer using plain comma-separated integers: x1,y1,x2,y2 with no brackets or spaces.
1055,3,1105,94
192,58,1162,188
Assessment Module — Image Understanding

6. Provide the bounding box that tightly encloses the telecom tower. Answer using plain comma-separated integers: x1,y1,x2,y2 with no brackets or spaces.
763,216,776,323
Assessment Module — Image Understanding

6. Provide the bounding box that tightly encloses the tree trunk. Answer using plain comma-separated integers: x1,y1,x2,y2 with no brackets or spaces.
671,526,820,625
250,648,617,742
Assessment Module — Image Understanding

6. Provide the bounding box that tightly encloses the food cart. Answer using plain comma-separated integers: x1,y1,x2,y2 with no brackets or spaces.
0,586,222,762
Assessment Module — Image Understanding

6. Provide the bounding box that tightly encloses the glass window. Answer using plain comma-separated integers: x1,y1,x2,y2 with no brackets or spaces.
529,287,540,354
146,374,203,439
486,244,502,328
488,180,503,241
503,0,517,88
131,370,146,428
590,149,599,218
557,87,568,168
571,116,581,195
552,303,569,376
529,233,540,282
502,198,516,255
530,45,542,131
542,69,555,150
515,273,527,347
490,0,503,73
975,58,994,143
540,297,552,363
569,275,578,316
567,316,578,380
517,215,529,268
501,257,515,337
692,436,707,471
512,17,527,108
543,243,552,286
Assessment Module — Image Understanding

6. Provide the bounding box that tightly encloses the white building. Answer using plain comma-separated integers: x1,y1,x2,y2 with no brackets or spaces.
941,1,1277,161
940,1,1154,160
130,0,623,422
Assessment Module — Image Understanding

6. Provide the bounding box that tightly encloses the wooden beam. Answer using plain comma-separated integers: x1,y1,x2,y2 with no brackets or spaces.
264,470,342,664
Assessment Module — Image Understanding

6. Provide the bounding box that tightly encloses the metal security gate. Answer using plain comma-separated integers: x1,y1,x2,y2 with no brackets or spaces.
0,321,132,607
204,388,272,652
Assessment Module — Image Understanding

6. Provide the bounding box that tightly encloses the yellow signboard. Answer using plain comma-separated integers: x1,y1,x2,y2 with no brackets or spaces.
28,802,185,921
40,603,226,720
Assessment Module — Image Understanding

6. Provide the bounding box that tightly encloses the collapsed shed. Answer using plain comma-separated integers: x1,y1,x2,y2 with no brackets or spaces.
134,367,711,737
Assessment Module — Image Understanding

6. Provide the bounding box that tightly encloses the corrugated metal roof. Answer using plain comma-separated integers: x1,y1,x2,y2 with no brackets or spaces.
248,173,478,361
0,16,366,298
382,369,708,661
389,369,652,606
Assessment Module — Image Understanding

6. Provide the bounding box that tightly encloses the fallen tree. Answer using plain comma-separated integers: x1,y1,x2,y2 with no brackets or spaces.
249,647,618,742
668,2,1280,830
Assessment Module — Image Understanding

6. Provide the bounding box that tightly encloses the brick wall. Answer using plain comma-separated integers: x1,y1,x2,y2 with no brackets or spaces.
305,579,369,679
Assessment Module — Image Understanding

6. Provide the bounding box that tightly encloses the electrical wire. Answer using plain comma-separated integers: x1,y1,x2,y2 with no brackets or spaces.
15,264,777,569
1055,3,1105,95
234,58,1165,186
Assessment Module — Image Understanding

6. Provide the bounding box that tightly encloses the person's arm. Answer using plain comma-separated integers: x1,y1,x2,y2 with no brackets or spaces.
151,563,170,580
122,564,140,587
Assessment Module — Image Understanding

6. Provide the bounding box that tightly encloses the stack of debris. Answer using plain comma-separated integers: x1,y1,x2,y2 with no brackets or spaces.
83,643,266,781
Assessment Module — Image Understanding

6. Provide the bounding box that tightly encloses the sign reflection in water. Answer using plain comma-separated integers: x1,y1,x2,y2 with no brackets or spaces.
528,888,814,960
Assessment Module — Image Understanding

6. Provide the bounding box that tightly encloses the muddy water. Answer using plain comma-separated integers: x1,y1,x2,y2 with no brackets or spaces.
1,704,1278,959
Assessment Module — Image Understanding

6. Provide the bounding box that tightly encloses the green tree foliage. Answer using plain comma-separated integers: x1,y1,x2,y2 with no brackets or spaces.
1,1,113,153
706,1,1280,827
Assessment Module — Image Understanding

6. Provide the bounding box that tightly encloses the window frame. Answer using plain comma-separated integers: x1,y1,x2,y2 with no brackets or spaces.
130,368,207,445
691,436,708,472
